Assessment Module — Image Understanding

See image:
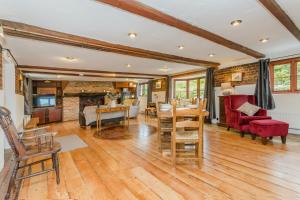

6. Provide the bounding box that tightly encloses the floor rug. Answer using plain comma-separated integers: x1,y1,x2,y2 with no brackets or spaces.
55,134,87,152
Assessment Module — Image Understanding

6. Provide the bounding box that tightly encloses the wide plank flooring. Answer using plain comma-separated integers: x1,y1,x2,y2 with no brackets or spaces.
18,116,300,200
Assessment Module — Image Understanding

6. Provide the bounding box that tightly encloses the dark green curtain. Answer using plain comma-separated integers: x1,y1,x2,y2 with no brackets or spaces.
204,68,216,122
255,59,275,109
147,80,153,104
24,77,32,115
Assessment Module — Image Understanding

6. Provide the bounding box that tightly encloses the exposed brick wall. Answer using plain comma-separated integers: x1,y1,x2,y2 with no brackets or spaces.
15,67,23,95
152,78,167,92
63,97,79,121
63,81,115,94
214,62,258,87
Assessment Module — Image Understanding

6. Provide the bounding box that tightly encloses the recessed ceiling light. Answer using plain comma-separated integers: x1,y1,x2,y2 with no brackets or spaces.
208,53,215,57
57,75,62,78
259,38,269,43
126,64,131,68
230,20,242,27
79,73,84,76
62,56,78,62
178,45,184,50
128,32,137,39
159,66,169,72
126,78,129,81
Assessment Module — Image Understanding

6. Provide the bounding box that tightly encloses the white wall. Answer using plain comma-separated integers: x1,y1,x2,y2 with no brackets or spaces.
215,84,300,135
0,50,25,171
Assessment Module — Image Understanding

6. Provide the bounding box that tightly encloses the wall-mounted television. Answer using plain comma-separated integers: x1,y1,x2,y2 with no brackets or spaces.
33,95,56,107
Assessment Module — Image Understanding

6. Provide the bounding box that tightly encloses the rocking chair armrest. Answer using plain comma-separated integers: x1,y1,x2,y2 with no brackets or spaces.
21,126,50,133
21,131,57,140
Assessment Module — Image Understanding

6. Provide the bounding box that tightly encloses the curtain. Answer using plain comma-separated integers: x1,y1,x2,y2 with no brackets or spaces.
167,76,172,103
204,68,216,122
147,80,153,104
24,77,32,115
255,59,275,109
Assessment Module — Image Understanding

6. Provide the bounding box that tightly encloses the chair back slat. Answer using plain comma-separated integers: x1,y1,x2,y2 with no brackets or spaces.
0,107,26,158
176,120,199,128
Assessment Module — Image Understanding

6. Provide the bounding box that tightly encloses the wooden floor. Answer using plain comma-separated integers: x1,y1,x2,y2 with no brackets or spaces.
18,116,300,200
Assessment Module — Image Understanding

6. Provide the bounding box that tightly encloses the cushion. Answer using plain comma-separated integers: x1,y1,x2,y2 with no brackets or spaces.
239,115,271,125
237,102,260,116
249,120,289,137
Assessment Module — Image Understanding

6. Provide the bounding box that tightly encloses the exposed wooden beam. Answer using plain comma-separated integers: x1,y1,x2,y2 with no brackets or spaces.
18,65,166,78
0,19,219,68
258,0,300,41
96,0,265,59
22,70,153,79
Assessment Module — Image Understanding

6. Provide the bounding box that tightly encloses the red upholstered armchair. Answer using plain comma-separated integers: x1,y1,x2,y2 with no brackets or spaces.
224,95,271,137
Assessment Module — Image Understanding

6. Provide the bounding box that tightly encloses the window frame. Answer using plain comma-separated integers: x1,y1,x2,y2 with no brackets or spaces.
173,77,206,99
270,57,300,94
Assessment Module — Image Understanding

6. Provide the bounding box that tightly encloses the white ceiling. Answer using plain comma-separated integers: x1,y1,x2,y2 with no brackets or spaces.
1,0,300,80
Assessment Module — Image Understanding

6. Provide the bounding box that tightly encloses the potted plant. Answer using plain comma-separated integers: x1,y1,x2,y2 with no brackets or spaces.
106,92,119,107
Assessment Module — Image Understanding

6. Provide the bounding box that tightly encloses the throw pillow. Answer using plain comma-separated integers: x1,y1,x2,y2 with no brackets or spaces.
237,102,260,116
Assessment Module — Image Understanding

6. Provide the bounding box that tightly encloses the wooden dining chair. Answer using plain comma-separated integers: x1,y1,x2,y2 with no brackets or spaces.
171,99,207,165
0,107,61,200
156,101,172,151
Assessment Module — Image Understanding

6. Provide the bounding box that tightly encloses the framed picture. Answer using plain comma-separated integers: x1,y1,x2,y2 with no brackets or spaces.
155,81,162,89
232,72,242,82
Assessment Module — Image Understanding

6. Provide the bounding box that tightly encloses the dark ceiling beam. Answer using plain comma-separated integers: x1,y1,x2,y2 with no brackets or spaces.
18,65,166,78
96,0,265,58
22,70,153,79
0,19,219,68
258,0,300,41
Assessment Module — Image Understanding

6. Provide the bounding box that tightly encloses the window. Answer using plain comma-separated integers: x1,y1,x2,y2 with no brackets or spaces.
175,81,187,99
273,63,291,91
297,62,300,90
270,57,300,93
188,79,198,99
139,84,148,96
199,78,206,99
174,77,206,99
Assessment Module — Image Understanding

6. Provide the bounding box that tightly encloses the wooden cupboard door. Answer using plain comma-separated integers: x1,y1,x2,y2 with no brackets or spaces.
48,109,62,123
32,110,46,124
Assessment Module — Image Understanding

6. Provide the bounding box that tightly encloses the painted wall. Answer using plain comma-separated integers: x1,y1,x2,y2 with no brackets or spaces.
0,50,25,171
215,84,300,135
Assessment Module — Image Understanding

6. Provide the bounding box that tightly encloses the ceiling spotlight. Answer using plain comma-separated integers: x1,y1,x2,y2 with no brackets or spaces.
126,78,129,81
128,32,137,39
57,75,62,78
230,20,242,27
79,73,84,76
126,64,131,68
208,53,215,57
159,66,169,72
62,56,78,62
178,45,184,50
259,38,269,43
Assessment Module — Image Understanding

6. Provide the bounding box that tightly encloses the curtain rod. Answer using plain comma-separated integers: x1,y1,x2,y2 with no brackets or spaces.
2,48,18,65
270,53,300,61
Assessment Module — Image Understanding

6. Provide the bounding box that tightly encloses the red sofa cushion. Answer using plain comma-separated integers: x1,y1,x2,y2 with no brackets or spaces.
239,115,272,125
249,120,289,137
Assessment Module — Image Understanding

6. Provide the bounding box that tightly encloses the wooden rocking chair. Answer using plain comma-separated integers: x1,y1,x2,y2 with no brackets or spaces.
0,107,61,200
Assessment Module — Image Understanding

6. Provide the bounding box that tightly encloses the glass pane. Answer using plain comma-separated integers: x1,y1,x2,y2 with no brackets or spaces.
188,79,198,99
274,63,291,91
297,62,300,90
175,81,187,99
199,78,206,99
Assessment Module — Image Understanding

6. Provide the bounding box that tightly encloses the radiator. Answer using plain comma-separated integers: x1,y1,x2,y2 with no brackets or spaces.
269,111,300,130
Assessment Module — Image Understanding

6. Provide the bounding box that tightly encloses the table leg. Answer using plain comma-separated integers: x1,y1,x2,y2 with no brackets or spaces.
96,113,99,133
